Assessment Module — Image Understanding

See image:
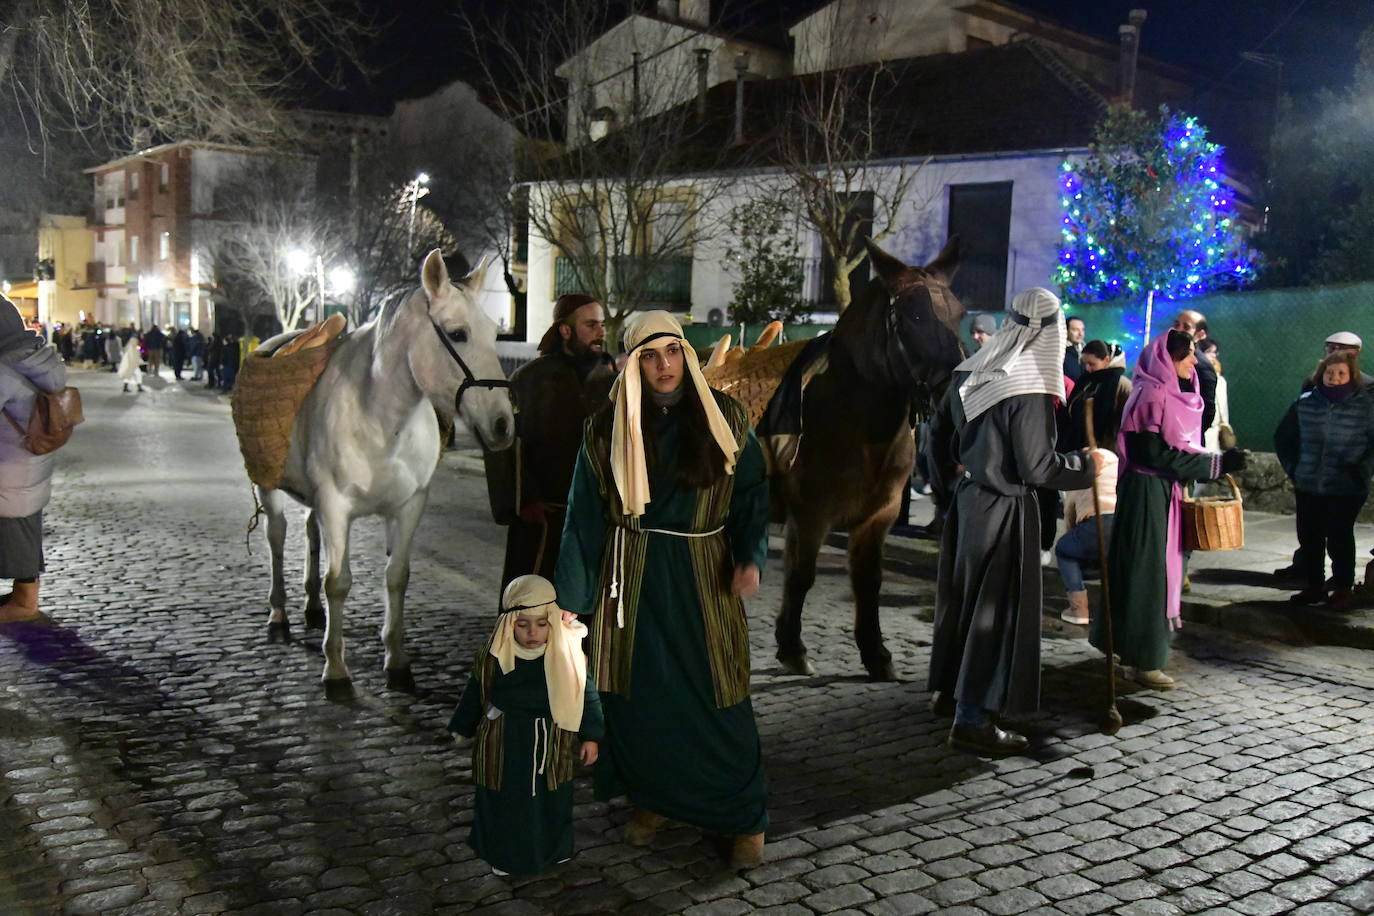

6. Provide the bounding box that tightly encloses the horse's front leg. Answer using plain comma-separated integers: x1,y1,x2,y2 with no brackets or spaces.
848,506,900,682
260,487,290,641
317,500,355,699
303,508,325,629
381,489,428,691
776,513,826,676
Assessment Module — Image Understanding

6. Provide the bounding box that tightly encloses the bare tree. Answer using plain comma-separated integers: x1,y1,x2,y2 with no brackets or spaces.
778,61,929,311
211,158,454,333
461,0,742,347
210,160,336,332
0,0,367,149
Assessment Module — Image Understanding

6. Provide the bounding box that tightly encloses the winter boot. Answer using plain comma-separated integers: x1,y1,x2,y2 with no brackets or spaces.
624,808,666,846
729,832,765,870
0,579,40,623
1060,591,1090,625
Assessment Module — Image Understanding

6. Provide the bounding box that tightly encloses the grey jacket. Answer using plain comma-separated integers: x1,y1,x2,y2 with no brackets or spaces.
0,343,67,517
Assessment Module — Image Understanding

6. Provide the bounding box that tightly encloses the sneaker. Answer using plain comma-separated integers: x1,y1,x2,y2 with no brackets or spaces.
1273,563,1303,582
491,867,509,876
1060,608,1090,626
1326,588,1353,612
1040,550,1055,568
1289,586,1326,606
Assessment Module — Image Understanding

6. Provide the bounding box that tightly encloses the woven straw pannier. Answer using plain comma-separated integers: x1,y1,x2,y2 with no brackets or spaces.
702,338,809,428
1182,473,1244,551
231,336,344,490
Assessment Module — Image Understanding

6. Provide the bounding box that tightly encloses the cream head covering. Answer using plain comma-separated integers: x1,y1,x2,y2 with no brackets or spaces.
488,575,587,732
955,287,1067,422
609,310,739,517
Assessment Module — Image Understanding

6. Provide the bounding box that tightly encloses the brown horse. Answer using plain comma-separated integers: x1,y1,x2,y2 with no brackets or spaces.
772,238,966,680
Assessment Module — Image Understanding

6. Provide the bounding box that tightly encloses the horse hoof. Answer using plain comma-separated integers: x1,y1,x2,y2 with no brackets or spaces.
267,621,291,643
865,661,898,682
776,651,815,677
323,678,354,701
386,667,416,692
304,608,325,630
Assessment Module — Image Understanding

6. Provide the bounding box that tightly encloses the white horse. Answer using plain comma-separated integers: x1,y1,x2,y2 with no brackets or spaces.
257,249,514,698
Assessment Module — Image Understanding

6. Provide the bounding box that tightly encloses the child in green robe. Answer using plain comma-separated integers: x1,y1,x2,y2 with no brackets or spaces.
450,575,604,877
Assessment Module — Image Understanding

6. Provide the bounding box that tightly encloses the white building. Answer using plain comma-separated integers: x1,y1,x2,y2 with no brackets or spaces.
509,0,1265,354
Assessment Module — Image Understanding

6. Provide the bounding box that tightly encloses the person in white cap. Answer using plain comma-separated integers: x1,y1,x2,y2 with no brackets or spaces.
555,310,770,869
927,288,1099,757
1276,330,1372,582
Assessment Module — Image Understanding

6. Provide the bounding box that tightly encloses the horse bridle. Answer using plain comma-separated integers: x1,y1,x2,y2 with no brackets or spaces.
428,317,510,412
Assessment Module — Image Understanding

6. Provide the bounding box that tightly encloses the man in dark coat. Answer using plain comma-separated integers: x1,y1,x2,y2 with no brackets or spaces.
485,294,615,590
1063,316,1086,382
1171,310,1215,435
143,324,167,377
929,288,1097,757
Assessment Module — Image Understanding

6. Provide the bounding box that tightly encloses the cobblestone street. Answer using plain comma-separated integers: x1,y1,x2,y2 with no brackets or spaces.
1,368,1372,915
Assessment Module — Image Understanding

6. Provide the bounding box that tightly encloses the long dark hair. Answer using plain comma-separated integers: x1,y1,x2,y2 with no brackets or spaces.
641,383,728,491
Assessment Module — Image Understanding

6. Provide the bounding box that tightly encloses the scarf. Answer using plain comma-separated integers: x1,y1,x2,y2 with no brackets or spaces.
609,310,738,518
1117,331,1209,630
1321,381,1358,404
488,575,587,732
955,288,1067,422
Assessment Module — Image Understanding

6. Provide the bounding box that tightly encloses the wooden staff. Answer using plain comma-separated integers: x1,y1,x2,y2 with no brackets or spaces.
1085,398,1123,735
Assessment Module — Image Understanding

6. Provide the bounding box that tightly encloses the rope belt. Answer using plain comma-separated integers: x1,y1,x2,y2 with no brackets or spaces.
609,523,726,628
531,717,549,797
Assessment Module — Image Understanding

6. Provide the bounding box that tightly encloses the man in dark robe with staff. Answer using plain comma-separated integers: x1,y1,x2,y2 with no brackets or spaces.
485,294,615,589
928,287,1099,756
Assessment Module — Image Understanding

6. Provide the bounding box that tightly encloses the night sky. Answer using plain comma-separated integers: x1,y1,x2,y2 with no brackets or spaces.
315,0,1372,114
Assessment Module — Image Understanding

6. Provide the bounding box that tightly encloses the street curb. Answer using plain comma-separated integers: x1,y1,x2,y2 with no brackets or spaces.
831,529,1374,651
447,447,1374,651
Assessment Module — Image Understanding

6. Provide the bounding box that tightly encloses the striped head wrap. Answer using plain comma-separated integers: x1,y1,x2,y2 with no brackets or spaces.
955,287,1067,422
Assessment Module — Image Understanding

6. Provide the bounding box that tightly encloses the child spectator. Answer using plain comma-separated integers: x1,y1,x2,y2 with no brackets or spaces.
1055,448,1118,624
449,575,603,877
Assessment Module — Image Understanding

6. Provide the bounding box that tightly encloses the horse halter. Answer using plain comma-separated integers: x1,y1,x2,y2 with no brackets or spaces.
428,317,510,412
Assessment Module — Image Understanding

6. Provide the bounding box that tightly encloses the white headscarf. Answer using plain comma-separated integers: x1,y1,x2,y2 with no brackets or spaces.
488,575,587,732
956,287,1067,422
609,310,739,518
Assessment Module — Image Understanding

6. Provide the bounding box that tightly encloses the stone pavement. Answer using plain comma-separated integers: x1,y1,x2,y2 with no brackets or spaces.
0,368,1372,915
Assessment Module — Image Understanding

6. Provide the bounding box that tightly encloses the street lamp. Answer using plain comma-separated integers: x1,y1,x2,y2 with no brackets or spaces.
406,172,431,254
138,274,162,332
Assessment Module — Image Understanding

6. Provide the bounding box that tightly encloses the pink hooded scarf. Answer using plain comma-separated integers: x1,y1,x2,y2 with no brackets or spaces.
1117,332,1214,629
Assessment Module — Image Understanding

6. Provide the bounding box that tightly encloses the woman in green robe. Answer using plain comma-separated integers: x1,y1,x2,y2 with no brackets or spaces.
449,576,605,877
555,310,770,870
1090,331,1245,688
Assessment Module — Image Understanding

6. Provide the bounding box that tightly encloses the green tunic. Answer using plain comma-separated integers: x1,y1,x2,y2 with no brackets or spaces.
556,395,771,836
1090,431,1220,671
449,656,604,877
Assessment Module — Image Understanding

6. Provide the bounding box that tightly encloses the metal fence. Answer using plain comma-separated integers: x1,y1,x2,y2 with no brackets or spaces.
1068,281,1374,450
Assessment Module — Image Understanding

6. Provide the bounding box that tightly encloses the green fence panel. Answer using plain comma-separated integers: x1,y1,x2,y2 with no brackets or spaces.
681,322,833,354
1068,282,1374,450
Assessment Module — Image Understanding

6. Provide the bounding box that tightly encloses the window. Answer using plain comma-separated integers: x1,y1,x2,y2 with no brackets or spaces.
159,163,169,192
948,182,1013,311
129,170,140,200
159,231,170,261
130,235,140,265
108,238,120,268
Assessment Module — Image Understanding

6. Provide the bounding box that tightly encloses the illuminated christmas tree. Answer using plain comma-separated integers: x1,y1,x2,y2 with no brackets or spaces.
1055,106,1256,346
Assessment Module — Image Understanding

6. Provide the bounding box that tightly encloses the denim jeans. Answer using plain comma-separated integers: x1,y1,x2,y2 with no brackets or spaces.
1055,514,1114,593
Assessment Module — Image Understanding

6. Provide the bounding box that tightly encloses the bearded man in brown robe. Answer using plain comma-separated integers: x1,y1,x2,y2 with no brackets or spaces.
485,294,616,590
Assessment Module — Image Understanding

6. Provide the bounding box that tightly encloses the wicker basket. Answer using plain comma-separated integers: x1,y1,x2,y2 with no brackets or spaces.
1182,474,1244,551
230,336,343,490
702,339,809,427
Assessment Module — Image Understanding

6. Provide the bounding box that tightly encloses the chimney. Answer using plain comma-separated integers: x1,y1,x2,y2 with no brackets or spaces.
695,49,711,121
732,52,749,146
1118,9,1147,107
632,51,642,119
680,0,709,28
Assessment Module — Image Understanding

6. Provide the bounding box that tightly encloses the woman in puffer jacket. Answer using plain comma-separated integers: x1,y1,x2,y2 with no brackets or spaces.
0,297,67,621
1275,350,1374,611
